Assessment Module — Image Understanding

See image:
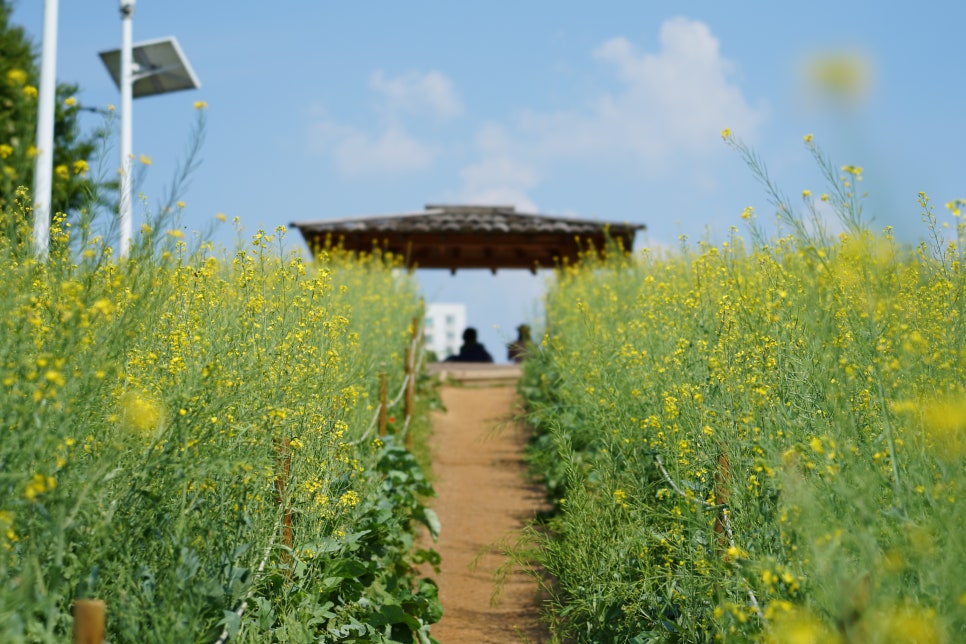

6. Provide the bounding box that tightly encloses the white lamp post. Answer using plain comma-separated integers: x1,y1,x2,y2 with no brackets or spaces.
100,2,200,258
32,0,59,259
119,0,134,257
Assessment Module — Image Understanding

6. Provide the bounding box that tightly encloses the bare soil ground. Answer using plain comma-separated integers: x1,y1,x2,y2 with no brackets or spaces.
424,378,549,644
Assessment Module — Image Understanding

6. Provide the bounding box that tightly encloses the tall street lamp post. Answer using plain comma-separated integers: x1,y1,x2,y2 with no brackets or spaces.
32,0,59,259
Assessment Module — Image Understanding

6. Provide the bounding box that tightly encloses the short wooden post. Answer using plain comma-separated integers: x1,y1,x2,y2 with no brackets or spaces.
378,372,388,436
274,437,293,565
73,599,105,644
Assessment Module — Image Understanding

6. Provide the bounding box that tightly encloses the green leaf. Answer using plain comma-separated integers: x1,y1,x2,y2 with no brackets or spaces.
329,557,369,578
417,507,441,540
219,610,241,639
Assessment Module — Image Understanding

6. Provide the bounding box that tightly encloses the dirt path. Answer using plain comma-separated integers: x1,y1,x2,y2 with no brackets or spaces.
426,378,548,643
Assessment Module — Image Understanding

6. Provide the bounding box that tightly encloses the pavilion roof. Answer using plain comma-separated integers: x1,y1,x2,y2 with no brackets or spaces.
290,204,644,273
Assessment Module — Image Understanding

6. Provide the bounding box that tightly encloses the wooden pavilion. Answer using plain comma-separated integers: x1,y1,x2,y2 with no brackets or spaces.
290,204,644,273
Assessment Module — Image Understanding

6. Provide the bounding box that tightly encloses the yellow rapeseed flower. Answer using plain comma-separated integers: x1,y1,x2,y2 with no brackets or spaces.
23,85,38,99
194,100,208,110
921,394,966,461
804,52,870,105
765,606,839,644
0,510,15,546
64,96,77,107
24,473,56,502
0,144,12,159
6,68,27,86
945,199,965,217
614,488,628,507
118,391,164,435
809,437,823,453
870,606,943,644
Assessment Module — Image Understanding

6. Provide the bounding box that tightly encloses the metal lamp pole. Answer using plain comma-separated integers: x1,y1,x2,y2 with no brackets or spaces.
32,0,59,259
119,0,135,257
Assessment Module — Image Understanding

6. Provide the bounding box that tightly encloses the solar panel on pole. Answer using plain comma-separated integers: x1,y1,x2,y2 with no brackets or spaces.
99,7,201,257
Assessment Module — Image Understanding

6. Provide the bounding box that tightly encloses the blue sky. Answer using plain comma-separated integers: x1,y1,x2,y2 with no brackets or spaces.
12,1,966,360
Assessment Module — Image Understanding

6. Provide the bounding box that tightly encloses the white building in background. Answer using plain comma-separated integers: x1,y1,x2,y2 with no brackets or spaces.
424,303,466,360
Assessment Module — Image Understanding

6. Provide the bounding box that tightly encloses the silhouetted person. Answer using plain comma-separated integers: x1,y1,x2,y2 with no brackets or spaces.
507,324,532,363
445,327,493,363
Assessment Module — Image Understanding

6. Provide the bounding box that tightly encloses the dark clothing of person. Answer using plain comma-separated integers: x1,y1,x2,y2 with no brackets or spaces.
445,342,493,363
444,326,494,363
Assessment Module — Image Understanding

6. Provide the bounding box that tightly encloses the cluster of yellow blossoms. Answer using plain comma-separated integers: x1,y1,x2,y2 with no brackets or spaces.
0,211,422,637
531,187,966,640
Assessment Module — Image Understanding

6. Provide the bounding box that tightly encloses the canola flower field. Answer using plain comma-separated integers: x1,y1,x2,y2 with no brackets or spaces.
5,122,965,644
520,140,966,642
0,195,440,643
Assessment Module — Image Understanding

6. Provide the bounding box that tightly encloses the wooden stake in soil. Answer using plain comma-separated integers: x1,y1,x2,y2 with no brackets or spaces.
274,437,293,564
73,599,105,644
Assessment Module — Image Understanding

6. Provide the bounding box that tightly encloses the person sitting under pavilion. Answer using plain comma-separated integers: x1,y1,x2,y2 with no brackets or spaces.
445,327,493,363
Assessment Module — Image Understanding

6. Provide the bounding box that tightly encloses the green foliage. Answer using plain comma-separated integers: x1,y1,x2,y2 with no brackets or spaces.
0,200,441,642
521,141,966,642
236,439,441,643
0,0,102,240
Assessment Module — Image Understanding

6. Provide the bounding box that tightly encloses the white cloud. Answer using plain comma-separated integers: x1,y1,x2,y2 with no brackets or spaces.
370,69,464,119
586,18,763,160
518,17,763,166
460,156,539,196
458,124,540,211
310,19,762,194
306,69,462,177
455,17,765,210
310,120,436,176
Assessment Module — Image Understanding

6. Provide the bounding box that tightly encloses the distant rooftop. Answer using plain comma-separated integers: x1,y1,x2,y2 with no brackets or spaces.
291,204,644,273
